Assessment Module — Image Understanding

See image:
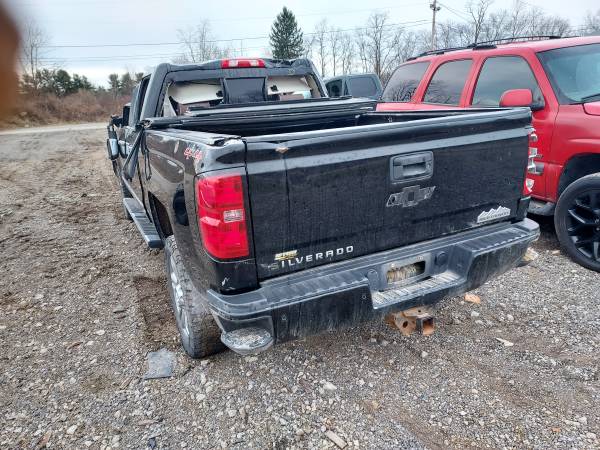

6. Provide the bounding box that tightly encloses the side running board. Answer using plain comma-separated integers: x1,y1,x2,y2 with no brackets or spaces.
123,197,163,249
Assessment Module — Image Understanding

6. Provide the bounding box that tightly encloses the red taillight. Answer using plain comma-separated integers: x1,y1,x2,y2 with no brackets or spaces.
523,131,537,196
196,173,249,259
221,58,265,69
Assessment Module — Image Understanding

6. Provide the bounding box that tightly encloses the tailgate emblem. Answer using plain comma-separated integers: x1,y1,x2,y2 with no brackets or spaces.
477,206,511,223
274,250,298,261
386,185,436,208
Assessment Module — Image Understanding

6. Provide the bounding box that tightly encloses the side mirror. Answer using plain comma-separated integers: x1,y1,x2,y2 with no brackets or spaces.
500,89,533,108
499,88,545,111
121,105,130,127
106,126,119,160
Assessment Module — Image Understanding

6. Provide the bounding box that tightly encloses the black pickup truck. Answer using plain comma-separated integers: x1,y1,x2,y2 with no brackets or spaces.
106,57,539,358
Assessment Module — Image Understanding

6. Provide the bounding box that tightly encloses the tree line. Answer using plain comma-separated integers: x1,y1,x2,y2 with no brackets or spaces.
177,1,600,82
19,22,144,99
21,66,143,99
16,1,600,97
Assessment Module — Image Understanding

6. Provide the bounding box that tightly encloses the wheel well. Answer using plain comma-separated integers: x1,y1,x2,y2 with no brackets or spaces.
149,194,173,239
558,154,600,197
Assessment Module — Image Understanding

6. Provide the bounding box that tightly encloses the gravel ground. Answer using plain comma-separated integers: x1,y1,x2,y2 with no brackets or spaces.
0,128,598,450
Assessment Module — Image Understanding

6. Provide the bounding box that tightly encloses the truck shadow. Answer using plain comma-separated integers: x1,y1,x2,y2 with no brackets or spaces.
132,274,180,351
529,214,560,252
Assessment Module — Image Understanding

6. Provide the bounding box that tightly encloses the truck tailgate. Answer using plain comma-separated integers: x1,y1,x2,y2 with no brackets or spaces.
245,109,531,280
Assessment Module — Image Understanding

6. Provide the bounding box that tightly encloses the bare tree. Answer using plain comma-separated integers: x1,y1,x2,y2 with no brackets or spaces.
329,28,343,76
21,21,49,91
584,9,600,34
354,30,370,73
339,33,355,74
467,0,494,44
313,19,329,77
361,12,402,79
392,30,425,65
481,9,510,42
175,20,229,63
435,0,572,49
302,35,315,59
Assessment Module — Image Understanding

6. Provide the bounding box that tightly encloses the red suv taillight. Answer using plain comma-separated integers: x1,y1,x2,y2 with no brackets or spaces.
523,130,537,196
196,172,249,259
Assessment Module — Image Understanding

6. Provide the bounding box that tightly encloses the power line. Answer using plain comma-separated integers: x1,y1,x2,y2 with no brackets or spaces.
40,20,428,64
37,20,435,64
437,2,471,23
40,19,430,50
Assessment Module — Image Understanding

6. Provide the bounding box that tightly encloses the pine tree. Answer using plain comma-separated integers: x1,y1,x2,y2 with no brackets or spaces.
269,7,304,59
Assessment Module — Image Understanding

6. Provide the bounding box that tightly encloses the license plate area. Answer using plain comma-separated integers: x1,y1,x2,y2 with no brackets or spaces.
381,254,431,289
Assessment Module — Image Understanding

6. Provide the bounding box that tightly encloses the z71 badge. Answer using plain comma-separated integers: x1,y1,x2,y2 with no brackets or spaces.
477,206,511,223
387,185,436,208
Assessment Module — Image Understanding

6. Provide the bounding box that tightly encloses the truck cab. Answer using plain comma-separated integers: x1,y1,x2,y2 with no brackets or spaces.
324,73,383,100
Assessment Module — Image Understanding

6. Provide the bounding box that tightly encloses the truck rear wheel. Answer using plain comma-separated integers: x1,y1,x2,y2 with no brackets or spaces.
164,236,227,358
554,173,600,272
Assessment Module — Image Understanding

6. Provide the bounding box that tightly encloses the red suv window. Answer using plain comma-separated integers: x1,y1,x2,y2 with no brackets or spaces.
423,59,472,105
472,56,542,107
537,43,600,104
382,62,429,102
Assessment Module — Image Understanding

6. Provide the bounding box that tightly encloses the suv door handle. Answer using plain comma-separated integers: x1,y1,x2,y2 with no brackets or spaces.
390,152,433,182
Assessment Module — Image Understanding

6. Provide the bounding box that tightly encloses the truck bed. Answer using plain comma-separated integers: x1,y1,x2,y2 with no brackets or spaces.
143,100,532,283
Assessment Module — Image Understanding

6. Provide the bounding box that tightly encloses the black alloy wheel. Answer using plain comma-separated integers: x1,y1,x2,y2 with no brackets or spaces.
555,173,600,272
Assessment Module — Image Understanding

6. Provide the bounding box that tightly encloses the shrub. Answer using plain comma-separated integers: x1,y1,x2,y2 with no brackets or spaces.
0,91,130,128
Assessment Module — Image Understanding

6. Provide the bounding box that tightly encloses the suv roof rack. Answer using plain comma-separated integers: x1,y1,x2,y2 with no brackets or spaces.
473,35,562,46
413,35,563,59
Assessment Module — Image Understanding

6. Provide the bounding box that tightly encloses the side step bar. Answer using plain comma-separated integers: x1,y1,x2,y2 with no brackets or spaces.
123,198,163,249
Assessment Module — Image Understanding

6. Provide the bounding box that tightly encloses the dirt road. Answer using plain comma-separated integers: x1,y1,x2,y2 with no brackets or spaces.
0,129,598,449
0,122,104,136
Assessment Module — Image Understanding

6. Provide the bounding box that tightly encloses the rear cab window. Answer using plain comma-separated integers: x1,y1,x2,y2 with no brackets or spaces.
326,79,343,97
382,62,429,102
423,59,472,105
472,56,543,107
162,74,320,117
346,76,378,97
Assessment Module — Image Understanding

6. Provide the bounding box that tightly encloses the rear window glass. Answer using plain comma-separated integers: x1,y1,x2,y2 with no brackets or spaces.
347,76,378,98
382,62,429,102
162,75,318,116
423,59,472,105
326,79,343,97
225,78,265,104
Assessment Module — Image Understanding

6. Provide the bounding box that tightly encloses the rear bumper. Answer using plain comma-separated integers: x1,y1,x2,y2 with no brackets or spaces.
203,219,539,354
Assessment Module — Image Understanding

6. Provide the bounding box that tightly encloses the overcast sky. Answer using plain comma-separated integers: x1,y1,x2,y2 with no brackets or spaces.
5,0,599,86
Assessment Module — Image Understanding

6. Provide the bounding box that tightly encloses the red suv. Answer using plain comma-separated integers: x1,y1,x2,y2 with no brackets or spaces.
379,36,600,271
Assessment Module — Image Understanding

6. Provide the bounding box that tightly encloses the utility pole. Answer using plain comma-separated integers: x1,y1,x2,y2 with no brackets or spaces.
430,0,441,50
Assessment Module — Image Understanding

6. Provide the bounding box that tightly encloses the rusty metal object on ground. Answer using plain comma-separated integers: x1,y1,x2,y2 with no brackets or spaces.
385,306,435,336
518,246,539,267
